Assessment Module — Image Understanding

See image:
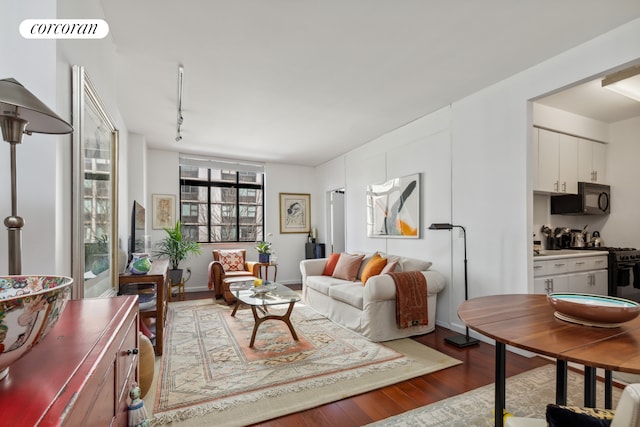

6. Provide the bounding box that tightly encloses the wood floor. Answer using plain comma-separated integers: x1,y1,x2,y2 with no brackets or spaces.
183,289,552,426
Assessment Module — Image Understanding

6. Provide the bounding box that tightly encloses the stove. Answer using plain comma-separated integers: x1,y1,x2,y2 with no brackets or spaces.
603,247,640,303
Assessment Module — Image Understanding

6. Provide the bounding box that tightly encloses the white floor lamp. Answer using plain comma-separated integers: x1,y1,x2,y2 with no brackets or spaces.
429,223,480,348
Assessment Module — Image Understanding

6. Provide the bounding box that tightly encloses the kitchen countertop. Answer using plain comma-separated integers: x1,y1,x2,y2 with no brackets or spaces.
533,249,608,260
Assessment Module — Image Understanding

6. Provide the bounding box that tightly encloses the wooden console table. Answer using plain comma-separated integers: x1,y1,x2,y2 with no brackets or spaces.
119,258,169,355
0,296,139,426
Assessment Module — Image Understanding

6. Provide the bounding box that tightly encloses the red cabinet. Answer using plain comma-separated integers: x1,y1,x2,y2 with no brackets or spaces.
0,296,139,426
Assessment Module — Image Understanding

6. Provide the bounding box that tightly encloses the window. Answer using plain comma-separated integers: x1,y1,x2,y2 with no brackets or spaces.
179,162,264,243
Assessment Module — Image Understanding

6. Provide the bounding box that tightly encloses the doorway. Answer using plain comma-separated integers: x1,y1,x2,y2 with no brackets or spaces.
326,189,345,254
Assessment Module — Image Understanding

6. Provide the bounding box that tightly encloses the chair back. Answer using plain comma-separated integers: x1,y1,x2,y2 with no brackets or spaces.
612,383,640,427
213,249,246,262
213,249,247,272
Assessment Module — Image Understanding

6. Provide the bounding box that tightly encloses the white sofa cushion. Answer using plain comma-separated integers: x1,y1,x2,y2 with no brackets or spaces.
306,275,353,296
329,283,364,309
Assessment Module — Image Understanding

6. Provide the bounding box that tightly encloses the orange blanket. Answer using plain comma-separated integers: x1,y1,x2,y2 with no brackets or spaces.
388,271,428,328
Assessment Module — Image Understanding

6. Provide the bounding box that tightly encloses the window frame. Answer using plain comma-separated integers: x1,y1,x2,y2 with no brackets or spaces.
179,165,265,243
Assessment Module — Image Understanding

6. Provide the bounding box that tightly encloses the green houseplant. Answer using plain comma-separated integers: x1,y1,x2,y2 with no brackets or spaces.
154,220,201,284
255,237,272,263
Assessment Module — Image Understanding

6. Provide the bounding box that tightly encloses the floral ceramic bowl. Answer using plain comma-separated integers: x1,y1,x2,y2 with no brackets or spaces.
0,275,73,380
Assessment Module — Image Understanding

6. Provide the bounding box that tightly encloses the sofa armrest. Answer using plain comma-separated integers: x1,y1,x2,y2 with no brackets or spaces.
300,258,327,280
364,270,445,302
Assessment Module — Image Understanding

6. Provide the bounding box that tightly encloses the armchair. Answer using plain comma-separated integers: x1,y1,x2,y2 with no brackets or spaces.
208,249,259,303
505,383,640,427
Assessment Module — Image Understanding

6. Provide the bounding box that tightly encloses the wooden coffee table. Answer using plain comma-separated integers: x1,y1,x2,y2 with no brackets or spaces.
228,280,301,347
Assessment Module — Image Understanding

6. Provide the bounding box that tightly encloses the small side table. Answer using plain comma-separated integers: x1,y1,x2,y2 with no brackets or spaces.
169,278,185,301
256,262,277,282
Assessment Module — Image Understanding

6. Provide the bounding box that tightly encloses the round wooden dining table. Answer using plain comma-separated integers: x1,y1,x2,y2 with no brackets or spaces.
457,294,640,427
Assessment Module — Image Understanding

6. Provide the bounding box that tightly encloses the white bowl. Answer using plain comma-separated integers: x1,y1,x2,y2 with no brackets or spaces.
0,275,73,380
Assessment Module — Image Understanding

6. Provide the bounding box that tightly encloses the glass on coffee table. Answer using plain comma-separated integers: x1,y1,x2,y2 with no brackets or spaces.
228,280,301,347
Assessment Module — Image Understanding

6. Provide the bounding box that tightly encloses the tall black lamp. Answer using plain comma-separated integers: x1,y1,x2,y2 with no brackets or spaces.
428,223,480,348
0,78,73,274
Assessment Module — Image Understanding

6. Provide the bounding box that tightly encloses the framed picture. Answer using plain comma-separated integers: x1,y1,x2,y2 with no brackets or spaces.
152,194,176,229
367,173,420,238
279,193,311,234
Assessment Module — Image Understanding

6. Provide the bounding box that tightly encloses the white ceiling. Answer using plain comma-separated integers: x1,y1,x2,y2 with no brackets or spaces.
99,1,640,167
535,74,640,123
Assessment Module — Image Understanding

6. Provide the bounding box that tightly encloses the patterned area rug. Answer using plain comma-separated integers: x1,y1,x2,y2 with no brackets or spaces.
366,364,623,427
151,299,461,426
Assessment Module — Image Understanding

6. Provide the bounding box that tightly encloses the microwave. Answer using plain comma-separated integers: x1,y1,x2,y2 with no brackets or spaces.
550,182,610,215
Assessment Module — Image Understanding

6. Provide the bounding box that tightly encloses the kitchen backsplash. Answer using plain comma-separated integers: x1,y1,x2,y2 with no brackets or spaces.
533,193,609,249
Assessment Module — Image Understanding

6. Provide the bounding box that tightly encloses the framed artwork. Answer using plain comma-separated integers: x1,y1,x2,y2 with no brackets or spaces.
367,173,420,238
152,194,176,229
279,193,311,234
71,65,119,298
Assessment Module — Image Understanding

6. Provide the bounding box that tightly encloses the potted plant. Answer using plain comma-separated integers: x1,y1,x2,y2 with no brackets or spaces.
153,220,201,284
255,240,272,263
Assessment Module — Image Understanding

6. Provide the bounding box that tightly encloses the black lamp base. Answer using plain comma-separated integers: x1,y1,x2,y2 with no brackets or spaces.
445,333,480,348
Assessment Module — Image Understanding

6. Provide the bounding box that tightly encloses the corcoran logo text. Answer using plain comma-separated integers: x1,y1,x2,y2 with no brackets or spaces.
20,19,109,39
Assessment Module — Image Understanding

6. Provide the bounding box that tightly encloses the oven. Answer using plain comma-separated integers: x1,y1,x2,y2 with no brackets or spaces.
607,248,640,303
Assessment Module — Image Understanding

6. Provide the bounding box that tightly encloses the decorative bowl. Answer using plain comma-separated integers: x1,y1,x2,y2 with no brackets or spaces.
0,275,73,380
547,292,640,326
129,253,151,275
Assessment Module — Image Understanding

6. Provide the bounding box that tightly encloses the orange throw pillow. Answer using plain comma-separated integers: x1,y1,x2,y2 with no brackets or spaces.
322,253,341,276
361,254,388,285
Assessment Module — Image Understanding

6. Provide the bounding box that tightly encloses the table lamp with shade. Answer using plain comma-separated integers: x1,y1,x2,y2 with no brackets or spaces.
428,222,480,348
0,78,73,274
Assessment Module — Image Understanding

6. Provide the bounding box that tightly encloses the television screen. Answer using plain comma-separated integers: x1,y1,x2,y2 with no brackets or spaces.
130,200,146,259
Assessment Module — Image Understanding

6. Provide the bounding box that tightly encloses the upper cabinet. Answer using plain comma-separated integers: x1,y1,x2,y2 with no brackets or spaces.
535,128,578,194
578,138,607,184
533,127,607,193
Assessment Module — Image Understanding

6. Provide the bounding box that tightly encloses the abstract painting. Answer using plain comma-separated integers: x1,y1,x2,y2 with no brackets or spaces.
367,173,420,238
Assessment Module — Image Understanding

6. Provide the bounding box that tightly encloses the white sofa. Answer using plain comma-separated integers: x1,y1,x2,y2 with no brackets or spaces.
299,253,445,342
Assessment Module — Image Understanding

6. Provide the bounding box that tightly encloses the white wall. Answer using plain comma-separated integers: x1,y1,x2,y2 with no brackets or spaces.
0,0,128,281
447,18,640,330
145,149,316,290
316,106,454,327
0,2,59,275
313,18,640,334
602,116,640,247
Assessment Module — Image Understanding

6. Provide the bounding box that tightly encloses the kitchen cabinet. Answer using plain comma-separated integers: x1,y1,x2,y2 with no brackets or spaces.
578,138,607,184
535,128,578,194
533,253,607,295
568,269,608,295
